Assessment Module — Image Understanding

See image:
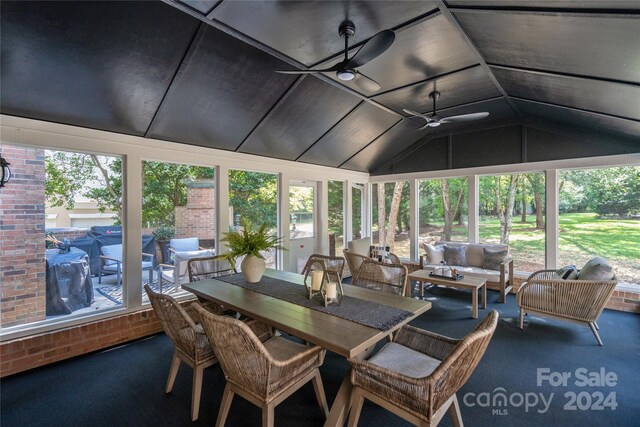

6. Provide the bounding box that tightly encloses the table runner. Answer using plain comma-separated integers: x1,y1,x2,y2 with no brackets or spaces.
218,273,412,331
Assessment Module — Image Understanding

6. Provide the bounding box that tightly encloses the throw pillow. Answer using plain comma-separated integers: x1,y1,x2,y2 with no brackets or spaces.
482,248,508,271
443,245,467,266
554,265,579,280
424,243,445,264
577,257,615,281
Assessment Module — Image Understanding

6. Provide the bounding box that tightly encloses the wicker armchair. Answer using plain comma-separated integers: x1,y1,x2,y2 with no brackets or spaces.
145,284,220,421
301,254,345,283
348,310,499,427
517,269,618,346
343,249,370,279
351,258,409,296
194,305,329,427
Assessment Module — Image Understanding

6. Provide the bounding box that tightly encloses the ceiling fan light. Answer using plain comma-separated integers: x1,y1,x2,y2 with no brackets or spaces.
428,122,441,127
337,69,355,81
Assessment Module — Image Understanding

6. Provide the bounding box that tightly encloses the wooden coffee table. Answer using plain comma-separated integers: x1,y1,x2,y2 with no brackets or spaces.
408,270,487,319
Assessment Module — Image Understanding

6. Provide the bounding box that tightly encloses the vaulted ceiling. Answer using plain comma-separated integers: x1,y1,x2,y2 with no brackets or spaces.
1,1,638,173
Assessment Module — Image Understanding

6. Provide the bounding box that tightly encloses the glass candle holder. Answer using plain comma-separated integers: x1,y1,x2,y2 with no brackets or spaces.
322,281,343,307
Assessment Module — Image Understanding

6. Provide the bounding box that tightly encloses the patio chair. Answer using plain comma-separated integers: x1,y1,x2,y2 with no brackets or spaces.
158,238,214,292
98,243,154,285
188,256,237,282
351,258,409,296
144,284,219,422
347,310,499,427
517,267,617,346
301,254,345,283
193,304,329,427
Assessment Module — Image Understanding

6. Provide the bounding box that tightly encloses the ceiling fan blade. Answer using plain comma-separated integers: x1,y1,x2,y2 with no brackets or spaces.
353,71,381,92
439,112,490,123
402,108,426,118
345,29,395,69
417,122,431,131
275,63,344,75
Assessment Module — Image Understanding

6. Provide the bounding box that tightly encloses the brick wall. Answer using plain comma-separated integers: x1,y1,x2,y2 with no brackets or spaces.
0,145,47,327
607,288,640,313
175,180,215,241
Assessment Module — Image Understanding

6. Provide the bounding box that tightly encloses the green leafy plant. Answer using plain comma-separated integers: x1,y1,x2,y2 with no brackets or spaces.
153,225,175,241
217,221,286,266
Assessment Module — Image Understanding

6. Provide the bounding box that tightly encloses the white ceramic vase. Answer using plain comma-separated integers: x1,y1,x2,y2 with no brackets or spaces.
241,255,266,283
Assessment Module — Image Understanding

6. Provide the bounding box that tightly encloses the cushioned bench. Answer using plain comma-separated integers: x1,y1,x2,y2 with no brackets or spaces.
419,241,513,302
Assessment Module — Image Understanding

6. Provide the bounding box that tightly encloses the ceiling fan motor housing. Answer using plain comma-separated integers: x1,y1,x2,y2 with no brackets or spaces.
339,20,356,39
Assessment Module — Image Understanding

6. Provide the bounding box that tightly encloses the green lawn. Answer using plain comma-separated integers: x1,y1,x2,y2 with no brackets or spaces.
477,213,639,282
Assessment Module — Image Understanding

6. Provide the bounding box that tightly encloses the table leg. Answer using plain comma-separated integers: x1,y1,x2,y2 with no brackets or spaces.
324,369,353,427
420,280,424,298
481,284,487,309
472,287,478,319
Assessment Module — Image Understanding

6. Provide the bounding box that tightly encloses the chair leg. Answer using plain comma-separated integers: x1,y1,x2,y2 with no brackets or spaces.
347,387,365,427
589,322,604,346
148,267,153,284
191,364,205,421
519,308,525,330
262,403,275,427
448,394,464,427
594,321,600,330
216,383,234,427
98,269,102,284
165,351,181,393
311,370,329,417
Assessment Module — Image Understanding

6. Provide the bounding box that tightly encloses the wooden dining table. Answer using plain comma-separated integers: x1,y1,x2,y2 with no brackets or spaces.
183,268,432,427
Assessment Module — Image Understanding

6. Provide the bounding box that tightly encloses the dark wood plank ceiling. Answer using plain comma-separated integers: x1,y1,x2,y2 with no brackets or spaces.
1,0,638,174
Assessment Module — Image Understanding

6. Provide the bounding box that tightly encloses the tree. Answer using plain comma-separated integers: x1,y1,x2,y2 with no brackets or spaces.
386,181,404,250
229,170,278,230
376,184,386,244
524,173,545,229
45,151,216,227
586,167,640,217
495,175,519,244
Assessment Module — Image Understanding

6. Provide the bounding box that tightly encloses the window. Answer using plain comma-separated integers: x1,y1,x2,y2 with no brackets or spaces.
558,166,639,286
479,172,546,272
372,181,410,259
0,144,124,329
229,170,279,268
328,181,344,255
419,177,469,249
142,161,216,298
289,184,314,239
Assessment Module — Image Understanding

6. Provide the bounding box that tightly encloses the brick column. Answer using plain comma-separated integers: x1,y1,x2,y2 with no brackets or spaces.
0,145,46,327
175,179,216,246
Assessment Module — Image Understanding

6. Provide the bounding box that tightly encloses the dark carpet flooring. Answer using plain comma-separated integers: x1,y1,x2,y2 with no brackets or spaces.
2,284,639,427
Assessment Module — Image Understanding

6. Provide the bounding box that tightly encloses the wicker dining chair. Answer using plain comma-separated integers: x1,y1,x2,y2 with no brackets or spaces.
188,256,237,282
194,304,329,427
348,310,499,427
144,284,221,422
301,254,345,283
351,258,409,296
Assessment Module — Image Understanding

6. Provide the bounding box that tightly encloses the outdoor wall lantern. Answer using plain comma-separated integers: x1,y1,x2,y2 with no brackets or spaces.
0,156,10,188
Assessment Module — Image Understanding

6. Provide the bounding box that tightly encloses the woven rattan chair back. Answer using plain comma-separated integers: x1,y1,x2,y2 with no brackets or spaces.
188,256,237,282
145,284,217,422
428,310,498,413
197,308,274,398
352,258,408,296
145,284,207,361
301,254,345,283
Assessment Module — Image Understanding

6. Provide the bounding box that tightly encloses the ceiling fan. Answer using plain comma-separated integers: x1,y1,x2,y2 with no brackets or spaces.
276,20,395,92
403,91,490,130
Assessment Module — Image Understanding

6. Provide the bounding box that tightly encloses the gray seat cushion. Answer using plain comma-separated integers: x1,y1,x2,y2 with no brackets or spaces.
422,264,505,283
264,336,308,361
368,342,441,378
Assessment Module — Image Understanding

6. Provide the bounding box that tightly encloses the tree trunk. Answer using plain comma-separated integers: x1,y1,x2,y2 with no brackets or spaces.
377,184,386,245
521,188,527,223
387,182,404,251
440,179,453,241
534,188,544,229
500,175,519,245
